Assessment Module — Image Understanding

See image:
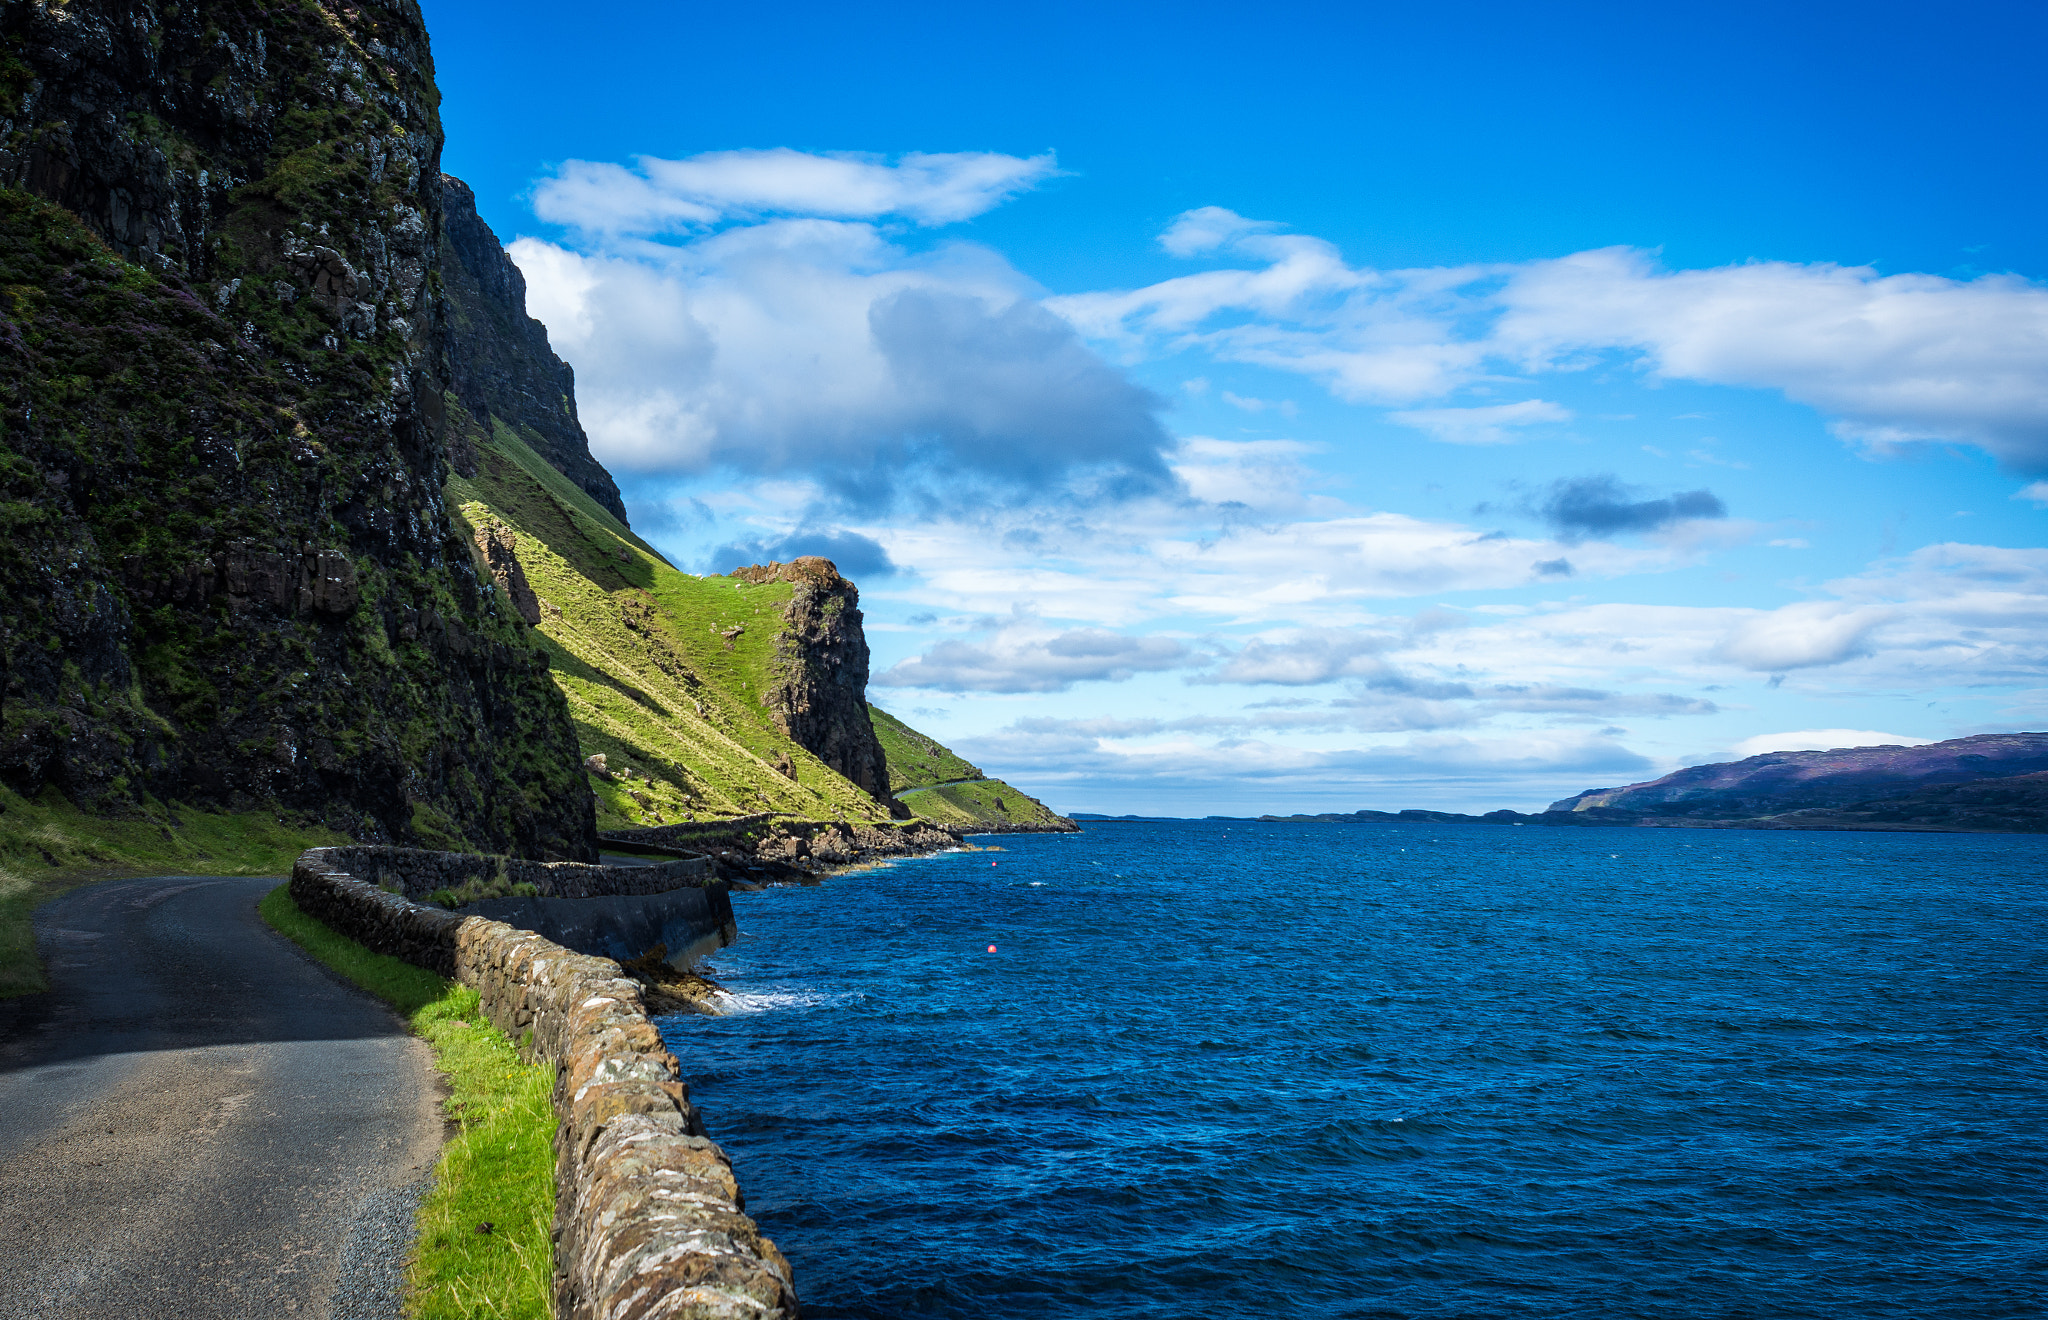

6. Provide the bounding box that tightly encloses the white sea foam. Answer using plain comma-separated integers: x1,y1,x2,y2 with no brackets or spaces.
708,987,857,1016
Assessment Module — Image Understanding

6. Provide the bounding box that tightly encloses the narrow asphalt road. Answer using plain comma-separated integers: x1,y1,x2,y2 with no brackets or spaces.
0,876,443,1320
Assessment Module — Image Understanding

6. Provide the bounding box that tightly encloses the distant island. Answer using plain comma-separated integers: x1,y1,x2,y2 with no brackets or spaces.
1244,733,2048,834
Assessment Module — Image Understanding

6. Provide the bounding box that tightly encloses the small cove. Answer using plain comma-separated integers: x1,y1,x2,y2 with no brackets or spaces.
658,821,2048,1319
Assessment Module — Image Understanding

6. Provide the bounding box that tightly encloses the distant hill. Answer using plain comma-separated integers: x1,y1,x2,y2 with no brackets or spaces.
1549,733,2048,818
869,706,1074,832
1258,734,2048,835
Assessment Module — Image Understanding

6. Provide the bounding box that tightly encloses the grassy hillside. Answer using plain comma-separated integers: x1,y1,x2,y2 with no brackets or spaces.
446,401,898,829
871,705,986,790
869,705,1072,830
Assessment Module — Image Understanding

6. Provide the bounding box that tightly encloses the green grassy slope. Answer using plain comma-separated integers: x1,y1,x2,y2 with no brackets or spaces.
447,403,897,829
870,704,985,790
869,705,1071,830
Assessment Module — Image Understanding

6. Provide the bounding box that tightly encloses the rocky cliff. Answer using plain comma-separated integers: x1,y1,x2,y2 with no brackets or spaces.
733,558,894,804
0,0,593,857
437,173,626,524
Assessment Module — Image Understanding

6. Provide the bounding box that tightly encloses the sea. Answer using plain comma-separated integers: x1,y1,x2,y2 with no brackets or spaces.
654,819,2048,1319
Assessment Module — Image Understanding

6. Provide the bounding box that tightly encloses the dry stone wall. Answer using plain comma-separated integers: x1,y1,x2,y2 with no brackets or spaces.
290,847,798,1319
321,844,713,903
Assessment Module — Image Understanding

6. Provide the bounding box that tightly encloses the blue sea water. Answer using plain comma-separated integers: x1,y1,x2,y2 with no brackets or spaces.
656,821,2048,1319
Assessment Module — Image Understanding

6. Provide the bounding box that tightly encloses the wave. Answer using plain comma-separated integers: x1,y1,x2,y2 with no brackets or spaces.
708,986,860,1016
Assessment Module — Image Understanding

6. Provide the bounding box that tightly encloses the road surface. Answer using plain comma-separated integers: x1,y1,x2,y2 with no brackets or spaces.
0,875,442,1319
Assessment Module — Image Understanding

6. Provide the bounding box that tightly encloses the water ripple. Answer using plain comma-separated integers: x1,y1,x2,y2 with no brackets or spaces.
660,822,2048,1319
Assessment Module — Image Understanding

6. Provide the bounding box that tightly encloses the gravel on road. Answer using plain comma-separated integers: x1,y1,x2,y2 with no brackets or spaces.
0,875,444,1320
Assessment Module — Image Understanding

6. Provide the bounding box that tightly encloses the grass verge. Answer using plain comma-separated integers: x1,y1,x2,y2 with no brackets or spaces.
0,786,346,997
260,884,556,1320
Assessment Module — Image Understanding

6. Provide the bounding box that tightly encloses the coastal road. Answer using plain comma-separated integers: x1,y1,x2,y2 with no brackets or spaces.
0,876,443,1320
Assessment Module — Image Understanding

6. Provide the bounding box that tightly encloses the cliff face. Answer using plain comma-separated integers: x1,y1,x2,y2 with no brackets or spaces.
0,0,594,857
437,173,627,524
1550,733,2048,816
733,558,894,806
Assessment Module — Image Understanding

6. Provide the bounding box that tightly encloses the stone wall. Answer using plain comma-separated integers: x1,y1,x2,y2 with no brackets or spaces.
322,845,713,902
607,817,962,873
289,848,798,1319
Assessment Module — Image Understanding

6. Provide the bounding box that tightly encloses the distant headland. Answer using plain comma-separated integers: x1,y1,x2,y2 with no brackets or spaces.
1083,734,2048,835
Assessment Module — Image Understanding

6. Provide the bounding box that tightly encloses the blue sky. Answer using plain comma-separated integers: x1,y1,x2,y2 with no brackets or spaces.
424,0,2048,815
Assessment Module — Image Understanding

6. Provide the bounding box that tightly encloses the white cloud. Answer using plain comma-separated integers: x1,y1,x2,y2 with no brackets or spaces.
959,722,1657,813
2016,481,2048,507
870,502,1679,628
1711,602,1895,671
533,148,1060,234
1493,248,2048,471
1054,211,2048,471
1388,398,1571,445
511,221,1172,506
1728,729,1934,759
1158,205,1284,257
874,626,1194,693
1167,437,1331,515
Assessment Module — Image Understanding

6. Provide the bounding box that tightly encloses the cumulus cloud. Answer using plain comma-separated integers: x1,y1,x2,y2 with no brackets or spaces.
1054,212,2048,471
1494,249,2048,471
511,222,1174,510
1482,685,1717,717
959,721,1657,813
1199,628,1397,685
873,628,1194,693
533,148,1060,234
1727,729,1934,759
1711,602,1895,671
1537,475,1727,540
2016,481,2048,508
1389,399,1571,445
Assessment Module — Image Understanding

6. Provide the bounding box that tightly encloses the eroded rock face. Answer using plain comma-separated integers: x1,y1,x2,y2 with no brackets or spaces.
732,559,894,803
0,0,593,856
471,521,542,625
438,173,628,521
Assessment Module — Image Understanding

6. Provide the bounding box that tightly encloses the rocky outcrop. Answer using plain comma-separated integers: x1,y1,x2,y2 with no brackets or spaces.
1550,733,2048,817
602,817,964,878
734,558,895,805
289,848,797,1319
472,518,542,625
0,0,593,856
438,173,627,522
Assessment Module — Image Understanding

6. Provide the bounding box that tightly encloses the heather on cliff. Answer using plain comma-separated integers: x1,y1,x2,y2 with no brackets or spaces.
0,0,591,856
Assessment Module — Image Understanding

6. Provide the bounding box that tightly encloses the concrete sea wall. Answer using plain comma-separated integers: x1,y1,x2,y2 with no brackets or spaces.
289,847,797,1320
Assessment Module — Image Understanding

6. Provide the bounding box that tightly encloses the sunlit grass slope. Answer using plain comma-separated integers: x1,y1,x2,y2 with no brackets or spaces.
445,401,896,829
869,705,1070,830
